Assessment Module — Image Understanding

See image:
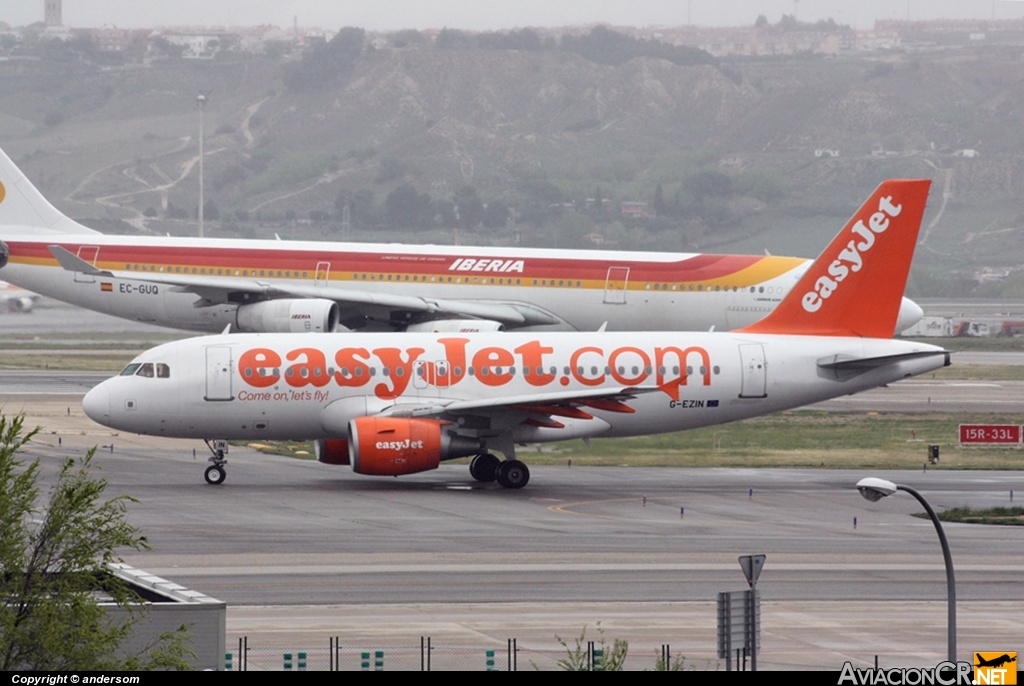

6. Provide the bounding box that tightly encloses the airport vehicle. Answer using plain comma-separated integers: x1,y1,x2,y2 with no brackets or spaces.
0,280,39,313
83,179,948,488
0,146,922,334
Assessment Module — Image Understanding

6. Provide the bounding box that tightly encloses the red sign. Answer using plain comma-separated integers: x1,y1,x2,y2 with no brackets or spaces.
959,424,1022,444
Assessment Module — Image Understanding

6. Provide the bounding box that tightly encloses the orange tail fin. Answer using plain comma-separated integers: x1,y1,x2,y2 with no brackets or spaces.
737,179,931,338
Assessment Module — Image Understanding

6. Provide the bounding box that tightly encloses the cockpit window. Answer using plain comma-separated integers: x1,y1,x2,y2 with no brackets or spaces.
156,363,170,378
119,363,141,377
136,363,155,377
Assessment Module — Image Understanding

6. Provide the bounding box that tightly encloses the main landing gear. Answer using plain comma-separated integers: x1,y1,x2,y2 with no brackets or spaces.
469,453,530,489
203,439,228,485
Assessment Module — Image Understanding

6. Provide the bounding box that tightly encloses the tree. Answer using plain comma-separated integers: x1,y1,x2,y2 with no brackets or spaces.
453,185,484,230
0,415,192,670
385,183,433,229
482,200,511,230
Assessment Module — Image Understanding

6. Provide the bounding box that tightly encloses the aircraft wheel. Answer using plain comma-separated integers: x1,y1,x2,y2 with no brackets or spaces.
204,465,226,485
469,453,500,482
496,460,530,489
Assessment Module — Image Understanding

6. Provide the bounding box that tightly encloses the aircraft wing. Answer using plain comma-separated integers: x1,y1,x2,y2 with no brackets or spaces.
48,245,561,328
381,387,655,426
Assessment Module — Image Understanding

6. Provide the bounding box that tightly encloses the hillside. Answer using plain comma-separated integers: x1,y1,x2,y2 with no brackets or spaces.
2,41,1024,294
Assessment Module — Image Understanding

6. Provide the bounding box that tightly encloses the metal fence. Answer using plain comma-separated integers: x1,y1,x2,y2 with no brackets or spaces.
224,637,734,671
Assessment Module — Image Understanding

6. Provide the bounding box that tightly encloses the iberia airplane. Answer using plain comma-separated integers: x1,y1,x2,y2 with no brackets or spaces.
0,146,922,334
83,179,948,489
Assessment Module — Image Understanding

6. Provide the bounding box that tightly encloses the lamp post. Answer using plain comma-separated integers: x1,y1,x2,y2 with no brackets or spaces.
856,477,957,662
196,93,207,238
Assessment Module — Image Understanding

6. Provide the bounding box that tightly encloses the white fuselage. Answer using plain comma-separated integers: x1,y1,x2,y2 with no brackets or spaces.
0,230,928,334
83,331,948,444
0,230,810,333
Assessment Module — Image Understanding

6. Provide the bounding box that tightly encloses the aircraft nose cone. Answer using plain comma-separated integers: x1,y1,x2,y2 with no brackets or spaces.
896,297,925,334
82,383,110,424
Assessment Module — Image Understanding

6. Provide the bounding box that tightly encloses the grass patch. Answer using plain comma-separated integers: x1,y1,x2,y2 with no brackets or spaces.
0,354,137,372
905,337,1024,353
921,506,1024,526
239,440,316,460
249,411,1024,470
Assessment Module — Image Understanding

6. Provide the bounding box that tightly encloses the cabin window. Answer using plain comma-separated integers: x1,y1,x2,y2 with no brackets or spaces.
713,366,720,375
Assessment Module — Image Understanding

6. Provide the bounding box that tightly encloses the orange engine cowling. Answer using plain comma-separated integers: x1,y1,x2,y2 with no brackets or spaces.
348,417,479,476
315,439,350,465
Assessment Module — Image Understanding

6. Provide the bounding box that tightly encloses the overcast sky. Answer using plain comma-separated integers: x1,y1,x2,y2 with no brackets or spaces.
4,1,1024,31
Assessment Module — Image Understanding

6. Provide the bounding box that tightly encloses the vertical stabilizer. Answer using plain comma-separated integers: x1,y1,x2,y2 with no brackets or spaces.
737,179,930,338
0,147,99,235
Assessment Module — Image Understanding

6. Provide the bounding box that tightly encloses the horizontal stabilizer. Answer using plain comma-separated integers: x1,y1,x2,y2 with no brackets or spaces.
817,349,950,381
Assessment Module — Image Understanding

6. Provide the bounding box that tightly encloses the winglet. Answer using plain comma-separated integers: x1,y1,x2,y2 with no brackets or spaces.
0,147,99,235
737,179,931,338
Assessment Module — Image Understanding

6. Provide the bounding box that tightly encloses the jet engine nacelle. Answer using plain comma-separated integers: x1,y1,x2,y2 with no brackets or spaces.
314,438,350,465
8,297,34,313
405,320,504,333
348,417,480,476
235,299,340,333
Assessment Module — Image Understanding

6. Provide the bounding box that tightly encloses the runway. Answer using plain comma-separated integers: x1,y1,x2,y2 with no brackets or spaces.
7,398,1023,670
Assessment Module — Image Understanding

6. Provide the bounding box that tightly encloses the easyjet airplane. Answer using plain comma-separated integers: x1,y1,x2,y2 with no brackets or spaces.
84,179,948,488
0,147,923,334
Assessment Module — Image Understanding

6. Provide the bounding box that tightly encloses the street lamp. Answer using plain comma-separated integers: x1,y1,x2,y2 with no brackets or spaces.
196,93,207,238
856,477,957,662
